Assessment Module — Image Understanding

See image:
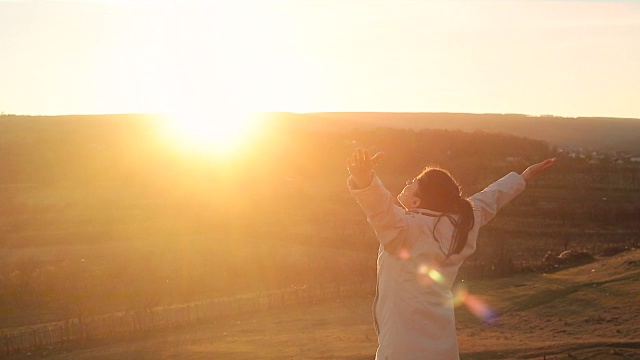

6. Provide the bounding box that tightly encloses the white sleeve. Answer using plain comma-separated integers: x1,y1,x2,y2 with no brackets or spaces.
348,174,408,246
470,172,526,227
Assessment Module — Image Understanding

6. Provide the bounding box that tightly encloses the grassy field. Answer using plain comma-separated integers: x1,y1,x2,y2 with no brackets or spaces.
5,249,639,360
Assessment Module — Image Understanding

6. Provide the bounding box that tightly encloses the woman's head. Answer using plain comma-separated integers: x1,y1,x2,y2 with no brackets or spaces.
415,167,462,212
397,167,460,211
398,166,475,256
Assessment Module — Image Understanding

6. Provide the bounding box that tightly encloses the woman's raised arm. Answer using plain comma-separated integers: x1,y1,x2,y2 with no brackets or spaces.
521,158,557,182
347,148,384,189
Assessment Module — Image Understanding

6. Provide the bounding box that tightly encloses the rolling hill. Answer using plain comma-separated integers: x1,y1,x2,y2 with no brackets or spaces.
5,249,637,360
3,112,640,155
302,112,640,153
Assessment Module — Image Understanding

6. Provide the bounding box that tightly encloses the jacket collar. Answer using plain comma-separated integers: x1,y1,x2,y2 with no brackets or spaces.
408,208,442,217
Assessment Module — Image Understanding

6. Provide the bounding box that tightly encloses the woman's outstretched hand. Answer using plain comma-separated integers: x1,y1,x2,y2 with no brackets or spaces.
521,158,557,182
347,148,384,189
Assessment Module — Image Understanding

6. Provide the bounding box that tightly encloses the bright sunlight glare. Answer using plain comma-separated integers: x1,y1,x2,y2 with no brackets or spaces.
160,110,262,156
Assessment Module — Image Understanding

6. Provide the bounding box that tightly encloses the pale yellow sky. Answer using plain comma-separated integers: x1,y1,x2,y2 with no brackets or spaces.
1,1,639,118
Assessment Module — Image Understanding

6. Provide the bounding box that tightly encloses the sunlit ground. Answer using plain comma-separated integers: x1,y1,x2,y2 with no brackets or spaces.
6,249,640,360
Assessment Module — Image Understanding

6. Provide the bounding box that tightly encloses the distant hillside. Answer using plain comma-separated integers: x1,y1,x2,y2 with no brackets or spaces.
3,112,639,153
0,113,555,185
302,112,640,153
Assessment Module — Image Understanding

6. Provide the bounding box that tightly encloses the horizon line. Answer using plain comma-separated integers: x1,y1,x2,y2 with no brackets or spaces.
2,112,640,121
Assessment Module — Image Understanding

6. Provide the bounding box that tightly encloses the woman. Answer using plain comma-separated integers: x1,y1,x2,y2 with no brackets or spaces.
347,148,556,360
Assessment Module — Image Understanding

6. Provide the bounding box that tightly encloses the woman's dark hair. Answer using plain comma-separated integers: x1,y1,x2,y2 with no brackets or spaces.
415,167,475,257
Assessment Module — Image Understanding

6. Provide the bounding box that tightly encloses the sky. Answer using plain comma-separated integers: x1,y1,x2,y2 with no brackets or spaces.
1,0,639,118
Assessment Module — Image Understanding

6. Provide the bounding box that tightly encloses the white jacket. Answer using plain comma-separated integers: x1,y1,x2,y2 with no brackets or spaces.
349,172,526,360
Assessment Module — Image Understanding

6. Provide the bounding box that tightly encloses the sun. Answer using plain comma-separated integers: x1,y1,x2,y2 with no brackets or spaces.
160,110,261,155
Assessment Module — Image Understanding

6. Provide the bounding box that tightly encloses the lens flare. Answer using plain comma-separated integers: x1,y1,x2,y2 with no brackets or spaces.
418,264,429,274
428,269,445,284
416,263,446,286
453,285,498,325
397,248,411,260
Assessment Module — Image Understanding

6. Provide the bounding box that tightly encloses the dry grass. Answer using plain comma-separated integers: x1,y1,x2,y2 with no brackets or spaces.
5,250,640,360
457,249,640,359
